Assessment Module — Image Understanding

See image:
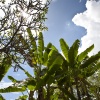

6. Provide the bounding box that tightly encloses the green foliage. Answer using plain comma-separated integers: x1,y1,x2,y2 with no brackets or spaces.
0,86,26,93
38,32,44,63
0,30,100,100
8,76,17,83
0,94,5,100
27,28,37,51
80,51,100,69
59,38,100,100
60,38,69,62
77,44,94,62
68,39,80,67
16,95,28,100
27,79,36,91
0,57,11,81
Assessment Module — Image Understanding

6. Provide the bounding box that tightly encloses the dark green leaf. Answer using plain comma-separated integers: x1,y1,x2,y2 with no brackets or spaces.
27,28,37,51
60,38,69,62
0,57,11,81
46,43,52,48
43,50,48,66
38,32,44,63
8,76,17,83
80,52,100,69
78,44,94,62
0,94,5,100
47,50,61,67
44,55,63,83
81,62,100,77
27,79,36,91
0,86,26,93
36,53,63,88
68,39,80,67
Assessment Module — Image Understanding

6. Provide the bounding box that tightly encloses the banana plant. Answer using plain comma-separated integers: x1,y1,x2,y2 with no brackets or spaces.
59,38,100,100
0,29,100,100
0,28,63,100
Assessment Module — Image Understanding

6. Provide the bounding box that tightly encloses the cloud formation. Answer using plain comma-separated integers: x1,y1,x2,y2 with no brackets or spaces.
72,1,100,55
0,81,13,89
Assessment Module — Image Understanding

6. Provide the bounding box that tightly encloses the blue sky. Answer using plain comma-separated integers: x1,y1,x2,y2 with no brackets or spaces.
44,0,87,47
1,0,100,99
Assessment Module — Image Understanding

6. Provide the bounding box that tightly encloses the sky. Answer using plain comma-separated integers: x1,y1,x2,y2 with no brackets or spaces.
1,0,100,99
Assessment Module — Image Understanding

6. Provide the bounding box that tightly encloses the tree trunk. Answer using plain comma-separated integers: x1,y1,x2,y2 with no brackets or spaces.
37,87,44,100
29,91,34,100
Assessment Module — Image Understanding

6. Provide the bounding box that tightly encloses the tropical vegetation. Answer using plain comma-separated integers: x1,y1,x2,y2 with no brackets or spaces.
0,0,100,100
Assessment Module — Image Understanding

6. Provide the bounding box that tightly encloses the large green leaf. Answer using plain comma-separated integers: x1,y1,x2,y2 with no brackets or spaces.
43,50,49,66
47,50,60,67
27,28,37,51
51,44,58,51
80,52,100,69
46,42,52,48
77,44,94,62
46,42,58,52
27,78,36,91
38,32,44,63
68,39,80,67
8,76,17,83
36,52,63,88
81,62,100,78
0,57,11,81
60,38,69,62
0,86,26,93
62,58,69,70
43,53,63,83
43,43,52,66
43,43,58,66
48,56,63,74
0,94,5,100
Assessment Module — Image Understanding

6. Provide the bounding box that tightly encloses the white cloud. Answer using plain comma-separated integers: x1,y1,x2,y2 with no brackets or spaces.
0,81,13,89
72,1,100,55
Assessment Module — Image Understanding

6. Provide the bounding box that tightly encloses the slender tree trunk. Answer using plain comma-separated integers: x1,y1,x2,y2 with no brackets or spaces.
29,91,34,100
37,87,44,100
